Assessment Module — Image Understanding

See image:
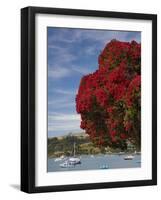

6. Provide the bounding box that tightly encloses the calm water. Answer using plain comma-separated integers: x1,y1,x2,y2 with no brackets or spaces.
48,154,141,172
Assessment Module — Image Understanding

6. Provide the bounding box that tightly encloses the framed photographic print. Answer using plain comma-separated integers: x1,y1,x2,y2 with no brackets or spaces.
21,6,157,193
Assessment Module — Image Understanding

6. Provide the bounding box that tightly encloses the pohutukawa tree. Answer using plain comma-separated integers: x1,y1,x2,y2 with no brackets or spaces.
76,40,141,150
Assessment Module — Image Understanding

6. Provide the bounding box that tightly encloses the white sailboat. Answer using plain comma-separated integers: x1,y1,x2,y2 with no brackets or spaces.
124,155,134,160
68,142,81,164
59,160,75,168
60,142,81,168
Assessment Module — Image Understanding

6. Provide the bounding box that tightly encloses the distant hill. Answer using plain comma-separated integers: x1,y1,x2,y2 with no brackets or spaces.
48,132,104,158
53,132,88,140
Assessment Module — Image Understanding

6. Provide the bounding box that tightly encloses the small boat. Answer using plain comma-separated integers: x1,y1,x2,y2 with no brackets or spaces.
54,155,65,162
59,161,75,168
124,155,134,160
59,142,81,168
68,157,81,164
67,142,81,164
99,164,109,169
55,158,62,162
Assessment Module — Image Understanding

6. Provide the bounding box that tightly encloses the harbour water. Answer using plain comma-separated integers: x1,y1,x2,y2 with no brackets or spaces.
48,154,141,172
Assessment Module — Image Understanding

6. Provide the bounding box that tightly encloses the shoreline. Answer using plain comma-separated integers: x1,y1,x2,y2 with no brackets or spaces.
48,152,141,159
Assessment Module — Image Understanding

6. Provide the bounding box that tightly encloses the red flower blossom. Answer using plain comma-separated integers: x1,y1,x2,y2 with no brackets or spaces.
76,40,141,148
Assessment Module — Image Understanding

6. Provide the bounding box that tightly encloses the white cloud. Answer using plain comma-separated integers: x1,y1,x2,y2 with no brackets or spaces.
48,63,94,79
49,114,80,121
84,45,99,55
54,88,75,95
70,65,93,75
48,124,81,132
48,113,81,132
48,44,76,63
48,44,86,79
48,95,76,110
48,65,71,78
51,102,75,109
48,29,82,44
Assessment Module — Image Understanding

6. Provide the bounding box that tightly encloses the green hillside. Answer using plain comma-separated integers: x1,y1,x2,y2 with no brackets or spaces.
48,133,106,158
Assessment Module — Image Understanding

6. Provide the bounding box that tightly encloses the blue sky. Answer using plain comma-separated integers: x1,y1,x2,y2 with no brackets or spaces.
47,27,141,137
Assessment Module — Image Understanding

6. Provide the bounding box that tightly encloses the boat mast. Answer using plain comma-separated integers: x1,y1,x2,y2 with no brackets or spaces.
74,142,75,157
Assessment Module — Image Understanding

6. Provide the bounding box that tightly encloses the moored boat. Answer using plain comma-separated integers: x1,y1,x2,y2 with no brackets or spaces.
59,142,81,168
59,160,75,168
124,155,134,160
68,157,81,164
55,155,65,162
